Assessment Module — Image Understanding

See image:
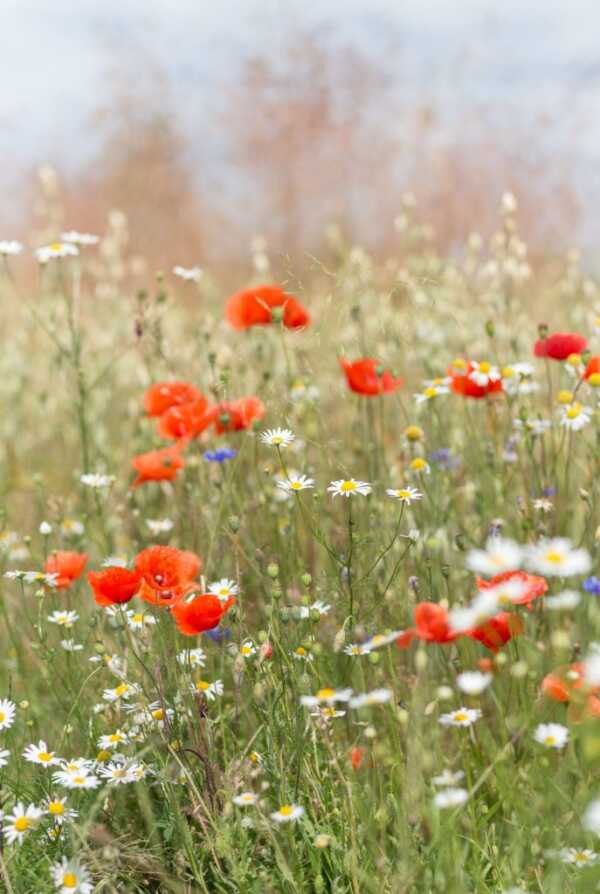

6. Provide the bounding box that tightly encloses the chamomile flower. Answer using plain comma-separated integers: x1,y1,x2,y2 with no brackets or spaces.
35,242,79,263
208,579,239,600
50,857,93,893
409,457,431,475
61,230,99,246
468,361,501,387
42,796,78,826
456,671,492,695
98,761,140,785
233,792,258,807
433,787,469,809
48,610,79,628
349,689,392,708
583,799,600,835
431,768,465,787
414,384,450,404
558,847,598,866
146,518,174,535
534,722,569,749
23,741,60,766
177,647,206,668
102,682,139,703
271,804,305,823
449,590,502,633
466,537,523,576
52,769,100,790
277,473,315,495
260,428,295,448
327,478,372,498
0,749,9,768
192,679,224,700
126,610,157,631
526,538,591,577
97,730,129,750
80,473,115,489
297,600,331,618
239,641,257,658
439,707,482,727
0,240,23,255
2,802,43,844
344,643,369,656
560,402,592,431
292,646,313,661
386,486,423,504
173,264,202,281
60,518,84,537
0,698,16,730
300,687,353,707
545,590,581,610
309,706,346,720
360,630,404,652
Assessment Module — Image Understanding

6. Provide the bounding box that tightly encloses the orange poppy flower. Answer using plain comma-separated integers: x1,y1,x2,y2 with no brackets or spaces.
88,567,142,607
134,545,202,606
171,593,235,635
542,662,600,721
467,612,523,653
584,356,600,381
143,381,204,417
350,746,367,771
44,551,88,590
476,570,548,609
157,398,212,440
225,284,310,330
448,361,503,399
340,358,403,396
210,397,265,435
396,601,459,648
534,332,587,361
131,443,186,488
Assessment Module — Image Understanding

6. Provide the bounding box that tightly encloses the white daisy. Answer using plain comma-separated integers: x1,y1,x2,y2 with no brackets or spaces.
468,361,501,387
0,240,23,256
260,428,295,448
534,722,569,749
526,538,591,577
545,590,581,610
414,384,450,404
173,265,202,282
309,706,346,720
98,730,129,750
192,679,224,700
327,478,372,498
431,768,465,787
126,610,157,631
61,230,99,246
102,682,139,703
0,698,16,731
61,639,84,652
50,857,93,893
0,749,9,768
466,537,523,576
35,242,79,263
276,473,315,495
48,610,79,628
98,761,140,785
386,486,423,504
434,787,469,809
583,799,600,835
456,671,492,695
271,804,304,823
146,518,174,535
449,590,503,633
177,647,206,668
439,707,482,728
42,796,78,826
233,792,258,807
239,641,256,658
52,769,100,790
349,689,392,708
297,600,331,618
207,579,239,601
22,740,60,766
300,687,353,708
558,847,598,866
360,630,404,652
560,402,592,431
61,518,85,537
80,473,115,488
2,802,43,844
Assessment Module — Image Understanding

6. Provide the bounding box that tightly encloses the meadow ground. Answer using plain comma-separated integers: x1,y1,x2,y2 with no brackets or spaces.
1,196,600,893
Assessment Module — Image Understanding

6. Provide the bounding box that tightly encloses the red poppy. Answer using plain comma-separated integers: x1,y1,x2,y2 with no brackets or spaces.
467,612,523,653
210,397,265,434
350,746,367,771
534,332,587,361
157,399,212,440
340,358,403,396
476,570,548,609
135,545,201,606
396,601,459,648
225,284,310,330
542,662,600,721
131,443,186,488
44,551,88,590
584,356,600,381
171,593,235,635
88,567,142,607
448,361,503,399
143,382,203,417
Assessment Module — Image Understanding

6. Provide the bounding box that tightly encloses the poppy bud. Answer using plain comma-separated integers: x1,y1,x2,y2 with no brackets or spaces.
267,563,279,579
537,323,548,340
259,642,273,660
485,320,495,338
271,306,284,323
301,573,312,586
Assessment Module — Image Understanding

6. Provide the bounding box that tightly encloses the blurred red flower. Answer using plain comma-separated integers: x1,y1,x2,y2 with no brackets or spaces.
45,551,88,590
584,356,600,380
534,332,587,361
131,443,186,488
225,284,310,330
467,612,523,653
448,360,503,399
476,570,548,608
396,601,459,648
143,381,204,417
210,397,266,434
340,358,403,396
171,593,235,635
135,545,202,607
157,399,212,440
88,567,142,607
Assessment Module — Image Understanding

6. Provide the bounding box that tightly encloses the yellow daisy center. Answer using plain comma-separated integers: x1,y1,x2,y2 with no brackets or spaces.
544,736,556,746
453,712,468,722
63,874,78,889
478,361,491,374
114,683,129,697
48,801,64,815
501,366,514,378
196,680,210,691
566,403,582,419
317,688,336,699
411,458,426,470
340,481,357,492
14,817,29,832
279,805,294,817
0,711,5,723
132,613,144,623
38,751,53,762
49,242,64,252
589,372,600,386
544,550,564,564
424,386,438,398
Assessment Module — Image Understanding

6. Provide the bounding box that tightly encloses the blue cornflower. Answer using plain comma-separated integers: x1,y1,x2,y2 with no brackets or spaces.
429,448,460,470
204,626,232,642
584,577,600,596
203,447,237,463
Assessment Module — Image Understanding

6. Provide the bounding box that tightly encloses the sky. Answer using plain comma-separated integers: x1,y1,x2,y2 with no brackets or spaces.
2,0,600,235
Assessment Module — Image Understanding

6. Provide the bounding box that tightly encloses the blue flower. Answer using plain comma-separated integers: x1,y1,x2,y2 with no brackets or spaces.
542,486,557,497
429,448,459,470
583,576,600,596
204,626,232,642
203,448,237,463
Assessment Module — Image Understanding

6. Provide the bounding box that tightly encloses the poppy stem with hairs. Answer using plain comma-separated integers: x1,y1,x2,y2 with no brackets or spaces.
347,498,356,633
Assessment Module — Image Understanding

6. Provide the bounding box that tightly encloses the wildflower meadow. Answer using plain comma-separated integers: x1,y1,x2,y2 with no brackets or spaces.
2,194,600,893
